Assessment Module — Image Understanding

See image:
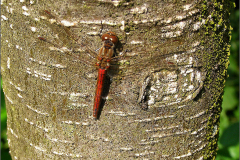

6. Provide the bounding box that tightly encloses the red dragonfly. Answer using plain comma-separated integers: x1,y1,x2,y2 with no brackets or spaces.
38,10,182,119
88,31,118,119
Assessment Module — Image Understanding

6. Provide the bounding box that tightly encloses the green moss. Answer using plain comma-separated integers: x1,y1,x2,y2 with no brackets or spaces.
199,0,234,159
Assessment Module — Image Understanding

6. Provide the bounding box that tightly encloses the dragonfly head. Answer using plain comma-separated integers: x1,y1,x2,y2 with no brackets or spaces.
101,31,118,45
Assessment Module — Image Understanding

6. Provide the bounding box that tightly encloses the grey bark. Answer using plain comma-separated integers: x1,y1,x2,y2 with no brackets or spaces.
1,0,233,159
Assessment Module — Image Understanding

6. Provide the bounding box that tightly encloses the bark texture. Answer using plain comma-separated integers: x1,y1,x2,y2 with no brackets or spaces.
1,0,233,159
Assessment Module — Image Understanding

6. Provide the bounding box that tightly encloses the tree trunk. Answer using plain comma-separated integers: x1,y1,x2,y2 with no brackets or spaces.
1,0,233,159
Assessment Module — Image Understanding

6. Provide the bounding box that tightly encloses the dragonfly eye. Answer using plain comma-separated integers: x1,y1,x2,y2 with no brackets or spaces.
101,33,110,41
110,36,118,44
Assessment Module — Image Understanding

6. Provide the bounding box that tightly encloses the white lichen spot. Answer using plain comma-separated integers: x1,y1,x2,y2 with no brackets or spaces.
27,68,52,81
212,125,218,137
17,94,23,98
5,95,13,104
75,122,81,125
130,3,148,14
30,26,37,32
38,61,46,65
1,15,8,20
188,56,193,65
130,40,143,44
173,54,178,61
24,118,29,122
187,111,206,120
177,21,186,29
190,72,194,81
186,68,194,74
183,4,193,11
164,18,172,24
193,22,201,31
187,85,194,91
163,32,173,38
30,0,35,4
142,19,148,23
6,6,14,13
87,31,98,36
174,150,192,159
26,68,32,74
127,112,136,116
54,64,66,68
48,46,72,53
9,128,18,138
22,11,30,16
189,9,199,16
180,68,187,76
49,18,56,24
135,151,155,157
133,20,140,24
7,57,10,69
109,0,121,6
167,72,177,81
120,147,133,151
191,125,206,135
97,0,121,6
176,15,186,20
178,105,186,109
167,82,177,93
150,86,157,92
82,122,89,126
63,121,73,124
20,0,25,2
175,31,182,36
188,48,196,54
61,20,78,27
163,96,170,101
186,94,192,100
10,7,14,13
10,24,13,29
70,92,87,97
22,6,28,11
40,15,47,20
162,31,182,38
196,71,201,81
26,105,49,116
120,20,125,30
148,95,155,105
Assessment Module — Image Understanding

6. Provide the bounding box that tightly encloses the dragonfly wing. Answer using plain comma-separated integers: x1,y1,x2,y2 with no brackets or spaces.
39,10,99,62
109,38,204,111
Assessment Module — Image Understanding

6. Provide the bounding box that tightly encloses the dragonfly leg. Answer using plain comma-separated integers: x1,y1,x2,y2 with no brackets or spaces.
97,21,103,39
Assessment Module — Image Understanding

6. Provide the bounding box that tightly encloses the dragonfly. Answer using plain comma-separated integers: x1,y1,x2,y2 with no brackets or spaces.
38,10,184,119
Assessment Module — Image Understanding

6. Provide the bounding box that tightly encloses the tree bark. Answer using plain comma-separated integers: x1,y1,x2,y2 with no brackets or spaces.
1,0,233,159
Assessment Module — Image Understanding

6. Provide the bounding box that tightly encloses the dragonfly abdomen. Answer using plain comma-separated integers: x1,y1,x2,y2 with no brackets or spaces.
93,68,107,119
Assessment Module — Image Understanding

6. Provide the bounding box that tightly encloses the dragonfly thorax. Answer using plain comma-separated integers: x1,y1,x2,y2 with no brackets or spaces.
96,57,111,70
96,32,118,70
